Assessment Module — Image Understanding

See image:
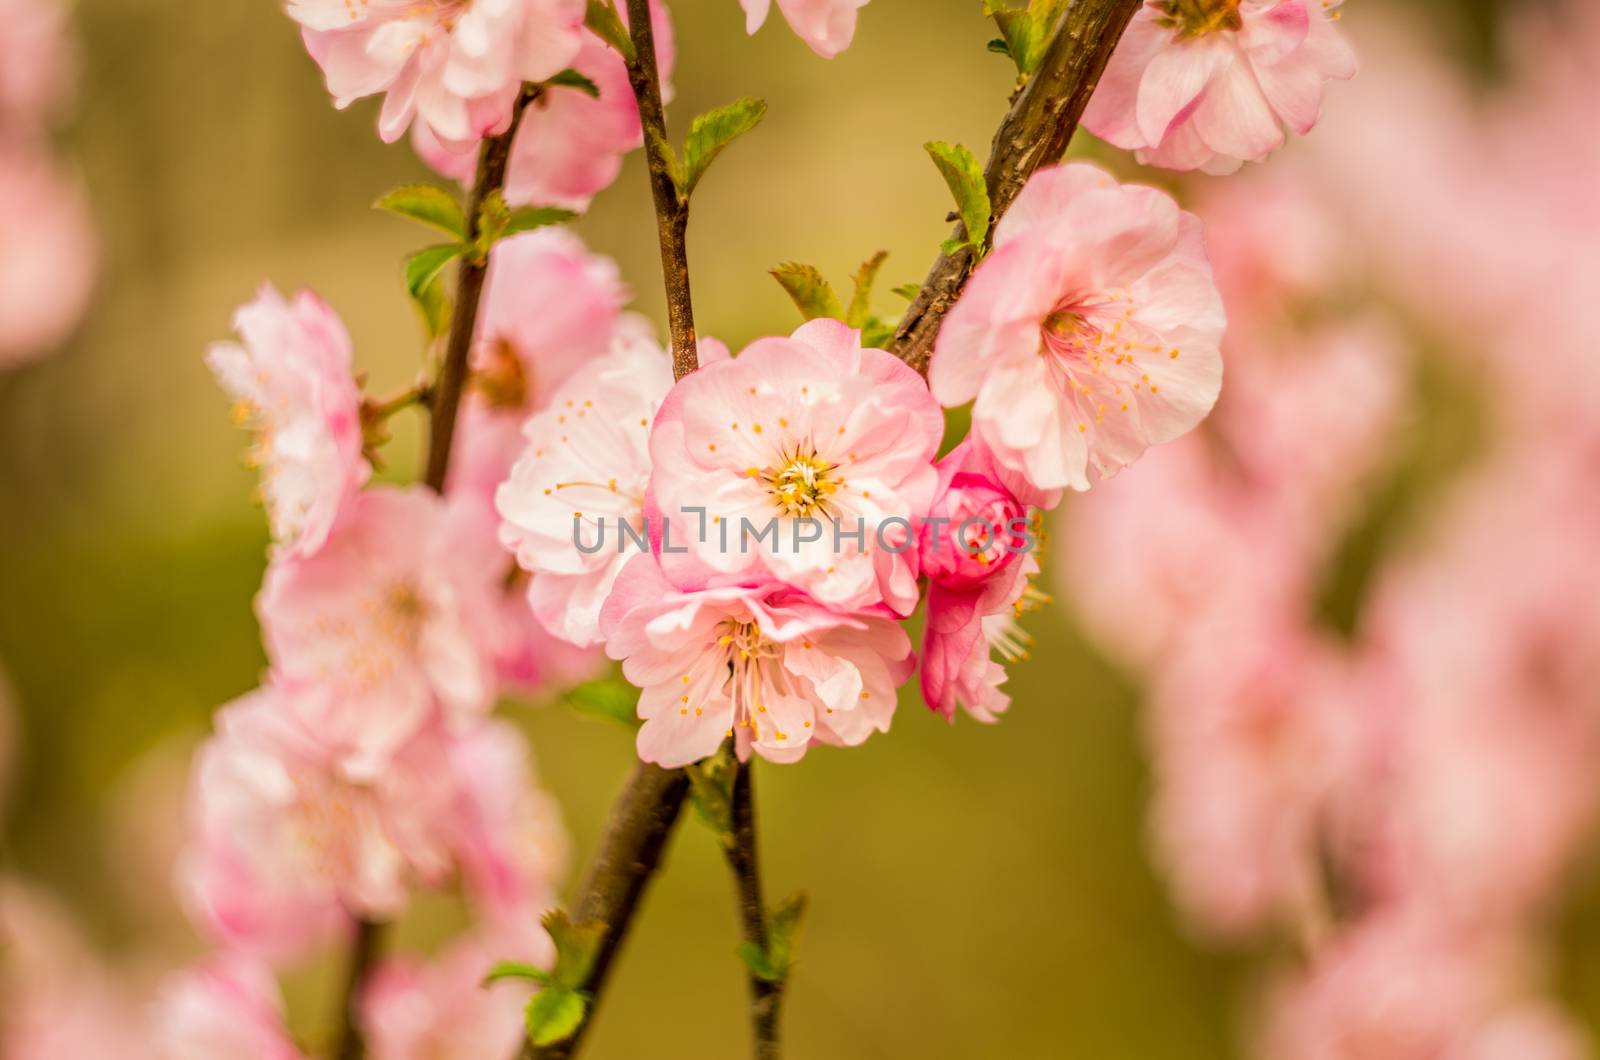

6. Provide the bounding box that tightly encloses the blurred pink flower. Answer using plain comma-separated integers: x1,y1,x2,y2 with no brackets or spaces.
650,319,940,615
1083,0,1356,174
258,487,504,774
151,955,303,1060
289,0,585,147
0,0,75,126
415,0,674,211
739,0,868,58
207,284,368,558
600,554,914,766
0,147,95,369
362,937,531,1060
496,338,674,647
930,163,1225,495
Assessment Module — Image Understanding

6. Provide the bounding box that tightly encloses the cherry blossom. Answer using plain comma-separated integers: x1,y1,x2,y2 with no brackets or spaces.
207,284,368,557
0,0,75,128
650,319,941,615
600,555,914,767
739,0,869,59
362,938,531,1060
496,338,674,647
0,147,95,369
288,0,585,148
1083,0,1357,174
931,162,1225,495
151,955,303,1060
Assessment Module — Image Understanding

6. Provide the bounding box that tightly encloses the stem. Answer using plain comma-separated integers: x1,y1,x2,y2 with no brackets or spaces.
890,0,1143,375
725,761,783,1060
332,919,384,1060
622,0,697,380
425,85,541,489
524,762,692,1060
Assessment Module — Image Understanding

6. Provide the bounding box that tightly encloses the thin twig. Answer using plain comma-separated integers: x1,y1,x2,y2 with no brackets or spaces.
332,918,384,1060
524,762,692,1060
725,761,783,1059
622,0,697,380
890,0,1143,375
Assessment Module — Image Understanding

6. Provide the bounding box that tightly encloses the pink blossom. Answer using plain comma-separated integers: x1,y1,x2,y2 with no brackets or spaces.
258,487,504,773
496,338,674,646
0,147,95,369
739,0,868,58
650,319,941,615
415,0,674,211
600,555,914,767
1083,0,1357,174
289,0,585,148
179,686,456,961
362,938,530,1060
931,162,1225,495
207,284,367,557
152,955,303,1060
0,0,75,126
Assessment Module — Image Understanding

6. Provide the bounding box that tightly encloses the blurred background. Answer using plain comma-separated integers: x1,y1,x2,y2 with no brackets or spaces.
2,0,1594,1056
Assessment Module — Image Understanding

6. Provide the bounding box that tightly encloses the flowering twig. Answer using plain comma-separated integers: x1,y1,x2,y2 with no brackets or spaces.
725,761,785,1059
890,0,1142,375
332,918,384,1060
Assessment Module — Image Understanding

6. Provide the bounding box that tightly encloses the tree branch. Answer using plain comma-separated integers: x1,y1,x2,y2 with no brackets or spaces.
890,0,1142,375
725,761,783,1060
524,762,691,1060
332,918,384,1060
424,86,541,489
622,0,697,380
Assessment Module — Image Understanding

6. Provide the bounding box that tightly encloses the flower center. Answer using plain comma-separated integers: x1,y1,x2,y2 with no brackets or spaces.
760,448,839,518
375,581,430,649
1154,0,1243,38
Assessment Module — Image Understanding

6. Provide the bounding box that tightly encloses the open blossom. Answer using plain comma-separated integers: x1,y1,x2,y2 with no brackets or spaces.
0,147,95,369
651,319,941,615
1083,0,1357,174
207,284,367,557
931,163,1225,495
415,0,673,211
180,687,457,962
600,555,914,767
289,0,585,147
362,938,530,1060
739,0,868,58
258,487,504,773
152,956,303,1060
496,339,674,647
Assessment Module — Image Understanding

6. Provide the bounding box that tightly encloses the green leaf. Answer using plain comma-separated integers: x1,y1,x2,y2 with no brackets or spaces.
766,891,809,977
925,141,992,254
770,262,844,322
891,283,922,302
685,745,736,835
736,941,780,983
525,987,587,1047
376,185,467,239
683,98,768,197
584,0,634,60
543,909,607,988
564,677,639,729
861,317,897,349
985,0,1070,75
483,961,555,988
415,275,451,340
646,126,686,196
847,251,889,328
505,205,579,237
543,68,601,98
405,244,462,303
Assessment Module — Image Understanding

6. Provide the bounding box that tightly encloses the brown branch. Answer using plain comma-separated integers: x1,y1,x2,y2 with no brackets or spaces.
724,761,783,1060
524,762,691,1060
890,0,1142,375
424,86,541,490
622,0,697,380
332,918,384,1060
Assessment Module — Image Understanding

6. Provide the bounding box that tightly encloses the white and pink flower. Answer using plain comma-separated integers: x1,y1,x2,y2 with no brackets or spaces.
738,0,869,59
151,955,304,1060
600,555,914,767
207,285,368,557
1083,0,1357,174
289,0,585,148
931,163,1225,495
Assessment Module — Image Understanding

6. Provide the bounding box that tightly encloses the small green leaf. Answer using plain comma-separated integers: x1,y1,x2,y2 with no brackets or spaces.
925,141,992,254
483,961,555,988
646,126,686,195
526,987,588,1047
861,317,897,349
891,283,922,302
584,0,634,60
683,98,768,197
847,251,889,328
376,185,467,239
415,276,451,340
940,236,966,256
564,677,640,729
505,205,579,237
770,262,844,322
543,909,607,988
766,891,809,975
985,0,1069,75
405,244,462,303
736,941,781,983
543,68,601,98
686,745,736,835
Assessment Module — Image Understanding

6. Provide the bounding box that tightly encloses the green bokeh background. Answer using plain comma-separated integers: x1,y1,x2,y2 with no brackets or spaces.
3,1,1586,1057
